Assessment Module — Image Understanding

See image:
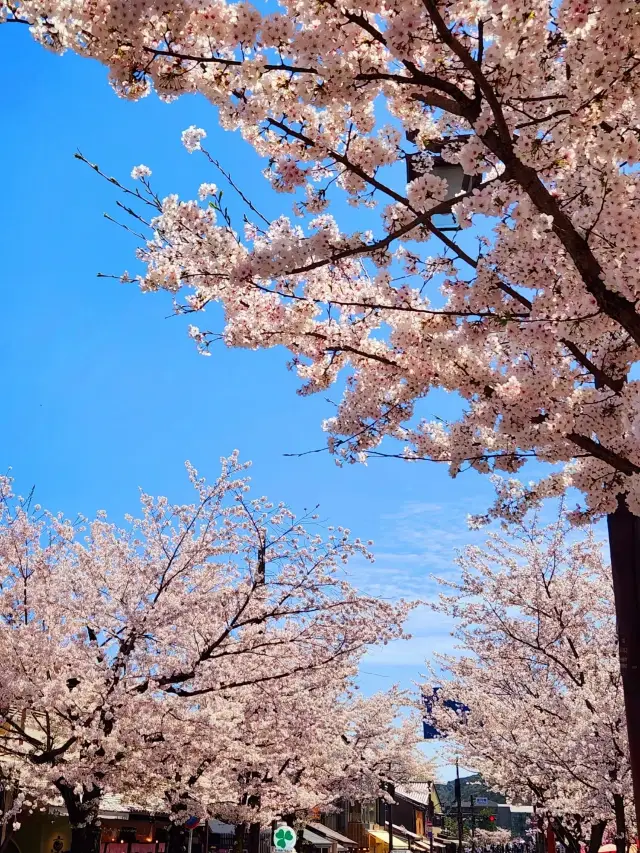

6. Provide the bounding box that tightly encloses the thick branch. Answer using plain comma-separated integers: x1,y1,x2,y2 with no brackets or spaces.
567,434,639,476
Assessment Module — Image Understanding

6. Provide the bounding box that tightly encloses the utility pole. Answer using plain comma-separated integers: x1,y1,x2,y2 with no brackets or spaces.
455,761,464,852
470,797,475,853
532,805,544,853
427,791,434,853
607,501,640,834
387,781,395,853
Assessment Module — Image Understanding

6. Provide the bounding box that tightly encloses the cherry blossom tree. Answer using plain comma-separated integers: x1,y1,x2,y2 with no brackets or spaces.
0,456,413,853
425,507,632,853
2,0,640,820
149,679,430,853
474,828,512,848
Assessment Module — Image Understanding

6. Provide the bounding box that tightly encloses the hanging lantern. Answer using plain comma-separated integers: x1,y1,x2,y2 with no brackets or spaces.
405,133,482,230
406,152,468,201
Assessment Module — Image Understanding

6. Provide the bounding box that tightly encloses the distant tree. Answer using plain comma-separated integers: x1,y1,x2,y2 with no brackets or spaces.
428,506,630,853
3,0,640,823
0,456,412,853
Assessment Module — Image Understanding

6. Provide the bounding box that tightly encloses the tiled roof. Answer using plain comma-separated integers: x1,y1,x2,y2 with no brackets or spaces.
395,783,434,808
304,829,334,848
308,822,358,847
99,794,132,817
48,793,166,820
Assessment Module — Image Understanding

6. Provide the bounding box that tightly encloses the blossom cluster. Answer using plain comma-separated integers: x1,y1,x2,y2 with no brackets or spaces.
427,509,634,842
0,460,422,827
2,0,640,511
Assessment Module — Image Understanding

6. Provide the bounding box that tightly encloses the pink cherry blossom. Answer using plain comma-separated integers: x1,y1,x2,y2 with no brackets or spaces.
427,506,633,850
131,164,152,180
2,0,638,515
3,0,640,833
0,460,419,853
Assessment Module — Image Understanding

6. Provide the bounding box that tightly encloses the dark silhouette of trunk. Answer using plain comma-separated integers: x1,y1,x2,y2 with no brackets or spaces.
69,823,102,853
588,822,607,853
535,814,545,853
167,823,190,853
0,782,15,853
248,822,261,853
551,819,581,853
246,789,261,853
613,794,628,853
607,500,640,835
0,832,15,853
550,821,574,853
55,780,102,853
235,822,247,853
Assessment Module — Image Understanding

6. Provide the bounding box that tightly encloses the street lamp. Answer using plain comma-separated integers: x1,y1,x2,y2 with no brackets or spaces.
405,133,482,231
385,780,396,853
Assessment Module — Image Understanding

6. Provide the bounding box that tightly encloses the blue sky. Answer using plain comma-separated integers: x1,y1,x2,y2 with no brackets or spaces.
1,29,504,779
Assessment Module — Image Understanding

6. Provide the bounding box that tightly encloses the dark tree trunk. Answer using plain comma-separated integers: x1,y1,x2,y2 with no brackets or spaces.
0,832,15,853
587,822,607,853
246,788,261,853
55,780,102,853
69,824,102,853
235,823,247,853
167,823,191,853
551,819,580,853
248,823,261,853
613,794,628,853
536,815,545,853
607,500,640,836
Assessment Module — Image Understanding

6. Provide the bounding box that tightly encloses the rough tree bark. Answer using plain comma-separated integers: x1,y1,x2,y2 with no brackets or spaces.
248,822,261,853
613,794,628,853
588,822,607,853
55,780,102,853
235,822,247,853
166,823,191,853
607,502,640,837
552,819,580,853
246,788,261,853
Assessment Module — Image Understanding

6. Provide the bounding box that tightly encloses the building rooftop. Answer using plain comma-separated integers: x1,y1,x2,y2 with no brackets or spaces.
49,793,162,821
395,783,434,808
308,822,359,847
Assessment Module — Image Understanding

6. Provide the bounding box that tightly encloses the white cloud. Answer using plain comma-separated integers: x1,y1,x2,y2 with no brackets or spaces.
346,497,484,601
362,607,457,668
352,499,478,692
382,501,444,520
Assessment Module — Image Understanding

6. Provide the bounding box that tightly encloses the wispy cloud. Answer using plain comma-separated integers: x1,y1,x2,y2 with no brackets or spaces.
352,499,478,695
382,501,444,520
347,496,483,601
362,607,457,668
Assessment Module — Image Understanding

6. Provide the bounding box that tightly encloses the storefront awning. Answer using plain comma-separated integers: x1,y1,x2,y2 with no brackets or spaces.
368,830,410,849
307,823,358,848
304,828,336,848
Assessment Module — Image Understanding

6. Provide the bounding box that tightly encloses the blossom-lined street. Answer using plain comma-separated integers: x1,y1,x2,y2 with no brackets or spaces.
0,1,638,852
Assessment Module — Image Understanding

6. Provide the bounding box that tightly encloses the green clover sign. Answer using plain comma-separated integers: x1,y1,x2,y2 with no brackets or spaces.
274,827,297,851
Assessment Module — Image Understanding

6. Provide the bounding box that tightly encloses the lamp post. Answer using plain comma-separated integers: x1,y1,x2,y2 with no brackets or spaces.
470,797,475,853
455,761,464,852
405,134,482,231
386,781,395,853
